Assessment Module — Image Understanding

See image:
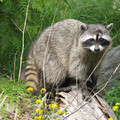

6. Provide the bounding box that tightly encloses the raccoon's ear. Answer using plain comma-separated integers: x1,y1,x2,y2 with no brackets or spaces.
81,24,88,31
105,23,113,31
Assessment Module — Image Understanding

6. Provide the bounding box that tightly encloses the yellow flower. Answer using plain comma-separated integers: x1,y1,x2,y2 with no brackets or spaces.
56,110,62,114
35,109,43,114
115,102,120,106
49,104,58,110
35,99,41,104
38,115,44,120
49,104,52,109
108,118,113,120
40,88,46,93
17,113,21,116
27,87,33,92
34,116,39,120
113,106,119,111
55,119,61,120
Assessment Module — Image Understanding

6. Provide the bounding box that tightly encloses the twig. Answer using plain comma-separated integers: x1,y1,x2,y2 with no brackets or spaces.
18,0,30,81
0,90,4,99
38,93,48,109
13,51,17,80
0,95,7,109
14,108,18,120
11,19,22,32
93,63,120,98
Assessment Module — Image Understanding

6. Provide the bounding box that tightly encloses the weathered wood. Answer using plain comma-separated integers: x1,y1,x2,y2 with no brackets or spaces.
56,90,117,120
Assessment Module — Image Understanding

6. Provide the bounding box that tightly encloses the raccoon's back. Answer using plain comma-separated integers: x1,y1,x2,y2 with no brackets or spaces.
35,19,84,67
22,19,85,92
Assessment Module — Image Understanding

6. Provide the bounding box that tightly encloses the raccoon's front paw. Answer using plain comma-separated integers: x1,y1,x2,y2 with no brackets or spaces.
82,89,91,102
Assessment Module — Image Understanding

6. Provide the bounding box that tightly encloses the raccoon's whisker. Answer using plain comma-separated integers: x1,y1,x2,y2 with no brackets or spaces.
83,47,89,48
83,46,90,49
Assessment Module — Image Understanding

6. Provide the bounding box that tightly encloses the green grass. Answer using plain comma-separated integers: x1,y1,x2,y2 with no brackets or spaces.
0,77,67,119
0,77,29,118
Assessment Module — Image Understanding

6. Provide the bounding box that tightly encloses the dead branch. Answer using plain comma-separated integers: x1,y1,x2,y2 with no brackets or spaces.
18,0,30,81
0,95,7,109
13,51,17,80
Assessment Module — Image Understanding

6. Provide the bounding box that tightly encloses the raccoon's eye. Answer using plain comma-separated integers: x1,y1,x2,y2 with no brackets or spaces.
88,38,94,43
82,38,94,47
99,38,110,46
86,38,94,44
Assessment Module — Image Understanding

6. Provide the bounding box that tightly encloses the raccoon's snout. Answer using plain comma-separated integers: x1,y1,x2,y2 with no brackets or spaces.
89,45,103,52
94,47,100,52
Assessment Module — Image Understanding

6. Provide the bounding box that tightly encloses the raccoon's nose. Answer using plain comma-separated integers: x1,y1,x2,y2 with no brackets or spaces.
94,48,100,52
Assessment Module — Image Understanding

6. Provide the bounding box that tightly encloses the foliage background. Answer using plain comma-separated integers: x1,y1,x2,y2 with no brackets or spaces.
0,0,120,119
0,0,120,78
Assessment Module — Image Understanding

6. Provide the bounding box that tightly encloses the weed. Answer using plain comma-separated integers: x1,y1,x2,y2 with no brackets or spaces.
103,81,120,120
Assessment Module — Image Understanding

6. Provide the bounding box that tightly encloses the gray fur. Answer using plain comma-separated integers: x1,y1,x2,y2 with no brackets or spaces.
22,19,113,98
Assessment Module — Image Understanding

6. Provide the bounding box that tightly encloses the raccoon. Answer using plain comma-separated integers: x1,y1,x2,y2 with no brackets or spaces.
22,19,113,99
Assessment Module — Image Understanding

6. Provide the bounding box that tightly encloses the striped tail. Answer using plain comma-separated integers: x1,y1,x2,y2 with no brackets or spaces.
25,54,40,95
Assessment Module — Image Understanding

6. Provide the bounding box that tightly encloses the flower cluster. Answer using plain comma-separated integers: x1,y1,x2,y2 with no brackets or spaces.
56,110,65,115
35,99,41,104
115,102,120,106
17,113,21,116
27,88,66,120
113,105,119,111
56,110,62,114
49,103,58,110
27,87,46,93
35,109,43,114
40,88,46,93
108,102,120,120
34,115,44,120
34,98,44,120
113,102,120,111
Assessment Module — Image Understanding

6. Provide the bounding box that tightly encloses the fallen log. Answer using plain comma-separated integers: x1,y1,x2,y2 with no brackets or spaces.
56,90,117,120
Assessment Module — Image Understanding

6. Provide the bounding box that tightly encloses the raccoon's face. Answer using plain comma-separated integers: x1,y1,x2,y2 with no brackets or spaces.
80,23,113,52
